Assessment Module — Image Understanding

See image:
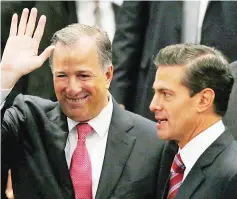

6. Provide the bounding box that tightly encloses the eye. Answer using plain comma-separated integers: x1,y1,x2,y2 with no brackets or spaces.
56,74,67,78
78,74,91,80
81,74,90,78
163,92,172,99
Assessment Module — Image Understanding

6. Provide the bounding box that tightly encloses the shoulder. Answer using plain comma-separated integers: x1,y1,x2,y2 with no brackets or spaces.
122,110,163,146
126,110,157,132
210,140,237,181
220,141,237,169
111,98,158,138
7,94,58,115
221,142,237,198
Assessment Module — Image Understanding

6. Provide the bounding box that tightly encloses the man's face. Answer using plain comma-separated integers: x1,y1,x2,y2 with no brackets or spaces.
150,66,199,146
52,37,112,122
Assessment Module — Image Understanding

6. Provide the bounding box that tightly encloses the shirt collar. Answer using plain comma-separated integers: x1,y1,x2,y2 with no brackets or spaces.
67,92,113,137
180,120,225,171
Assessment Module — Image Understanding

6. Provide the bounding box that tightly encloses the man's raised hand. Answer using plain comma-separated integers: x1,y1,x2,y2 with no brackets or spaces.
1,8,54,89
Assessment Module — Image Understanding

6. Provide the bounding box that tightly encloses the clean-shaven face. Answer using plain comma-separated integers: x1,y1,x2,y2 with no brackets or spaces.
52,37,112,122
150,66,199,143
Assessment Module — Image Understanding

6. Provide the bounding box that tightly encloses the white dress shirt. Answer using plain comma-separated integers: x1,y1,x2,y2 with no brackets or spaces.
179,120,225,181
65,93,113,199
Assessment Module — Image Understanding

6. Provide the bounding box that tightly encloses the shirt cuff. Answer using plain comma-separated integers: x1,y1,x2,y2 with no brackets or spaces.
1,88,12,107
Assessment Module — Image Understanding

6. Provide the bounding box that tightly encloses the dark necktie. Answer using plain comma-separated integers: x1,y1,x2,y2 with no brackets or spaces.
167,153,185,199
70,123,93,199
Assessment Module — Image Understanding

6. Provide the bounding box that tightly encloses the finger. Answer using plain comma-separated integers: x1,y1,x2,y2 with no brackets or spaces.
33,15,46,43
17,8,29,35
25,8,37,37
37,45,55,67
9,13,18,37
120,104,125,109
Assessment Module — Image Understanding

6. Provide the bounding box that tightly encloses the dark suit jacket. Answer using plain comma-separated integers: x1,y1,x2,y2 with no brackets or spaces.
224,61,237,139
156,131,237,199
1,94,165,199
110,1,237,121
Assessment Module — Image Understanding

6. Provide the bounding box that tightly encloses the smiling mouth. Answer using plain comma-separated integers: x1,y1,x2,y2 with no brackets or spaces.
66,95,89,102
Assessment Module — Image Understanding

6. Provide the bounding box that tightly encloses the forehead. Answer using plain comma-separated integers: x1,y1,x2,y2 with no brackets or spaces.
153,66,185,89
52,37,99,69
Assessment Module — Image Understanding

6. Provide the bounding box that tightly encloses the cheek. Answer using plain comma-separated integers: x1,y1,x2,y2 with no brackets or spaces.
54,83,64,93
53,80,67,96
174,103,196,130
167,101,191,124
88,80,106,96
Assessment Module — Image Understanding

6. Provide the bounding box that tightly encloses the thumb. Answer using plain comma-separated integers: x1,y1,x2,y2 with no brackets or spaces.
38,45,55,66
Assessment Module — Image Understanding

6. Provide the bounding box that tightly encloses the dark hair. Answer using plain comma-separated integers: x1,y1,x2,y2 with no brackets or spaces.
154,43,234,116
49,24,112,72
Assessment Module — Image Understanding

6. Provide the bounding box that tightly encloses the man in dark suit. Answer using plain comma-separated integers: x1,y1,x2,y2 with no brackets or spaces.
150,44,237,199
223,61,237,139
1,8,164,199
110,1,237,122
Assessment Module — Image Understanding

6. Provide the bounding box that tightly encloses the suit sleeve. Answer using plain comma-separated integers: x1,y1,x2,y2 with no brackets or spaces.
1,94,26,198
109,1,149,105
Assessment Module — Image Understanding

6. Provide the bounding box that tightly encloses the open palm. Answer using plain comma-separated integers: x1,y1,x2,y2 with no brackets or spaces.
1,8,54,77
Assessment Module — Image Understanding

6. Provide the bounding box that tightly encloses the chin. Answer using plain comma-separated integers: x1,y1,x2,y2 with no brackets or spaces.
62,109,89,122
69,114,91,122
157,131,171,140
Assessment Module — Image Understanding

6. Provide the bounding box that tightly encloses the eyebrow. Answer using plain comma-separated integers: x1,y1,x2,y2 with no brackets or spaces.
54,70,92,74
153,87,174,94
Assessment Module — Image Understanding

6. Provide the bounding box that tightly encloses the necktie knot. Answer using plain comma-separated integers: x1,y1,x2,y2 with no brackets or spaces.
76,123,93,140
171,153,185,174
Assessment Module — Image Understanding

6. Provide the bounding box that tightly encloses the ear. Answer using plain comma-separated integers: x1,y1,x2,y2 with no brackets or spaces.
105,65,113,89
196,88,215,113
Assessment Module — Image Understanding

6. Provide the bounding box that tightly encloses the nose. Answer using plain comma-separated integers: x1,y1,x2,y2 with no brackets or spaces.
150,94,163,112
65,77,82,96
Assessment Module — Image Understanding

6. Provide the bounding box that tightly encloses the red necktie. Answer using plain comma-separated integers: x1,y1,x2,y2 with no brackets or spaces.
167,153,185,199
70,123,93,199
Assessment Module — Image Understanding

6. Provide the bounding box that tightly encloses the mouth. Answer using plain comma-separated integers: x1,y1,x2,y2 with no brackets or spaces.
65,95,89,105
156,117,168,129
157,119,168,124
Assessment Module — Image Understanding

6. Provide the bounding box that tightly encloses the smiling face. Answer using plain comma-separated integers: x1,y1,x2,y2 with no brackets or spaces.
150,66,200,146
52,37,113,122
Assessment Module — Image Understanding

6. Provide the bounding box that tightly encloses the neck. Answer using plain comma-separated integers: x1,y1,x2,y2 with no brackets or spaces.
178,114,221,149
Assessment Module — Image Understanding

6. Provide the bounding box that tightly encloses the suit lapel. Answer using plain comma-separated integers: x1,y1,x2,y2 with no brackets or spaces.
46,103,74,198
175,167,204,199
95,99,136,199
175,130,234,199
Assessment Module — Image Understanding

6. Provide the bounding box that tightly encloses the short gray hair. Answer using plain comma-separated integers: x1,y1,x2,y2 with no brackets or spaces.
49,24,112,72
